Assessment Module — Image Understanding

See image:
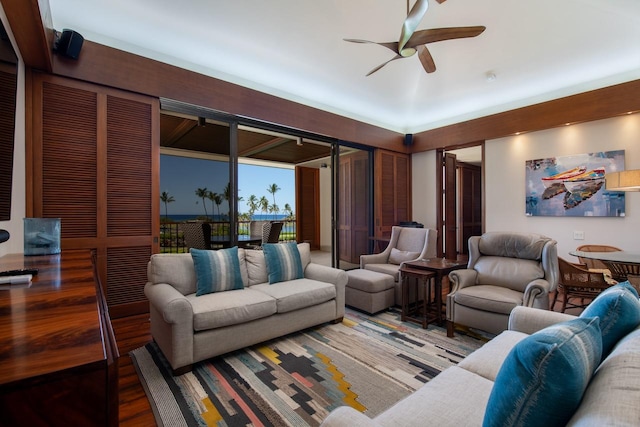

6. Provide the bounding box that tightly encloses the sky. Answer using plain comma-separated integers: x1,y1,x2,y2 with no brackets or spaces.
160,155,295,217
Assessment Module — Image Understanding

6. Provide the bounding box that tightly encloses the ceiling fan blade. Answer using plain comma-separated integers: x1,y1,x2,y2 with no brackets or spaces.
407,26,486,47
344,38,399,53
366,55,402,76
398,0,429,57
435,0,447,3
417,45,436,73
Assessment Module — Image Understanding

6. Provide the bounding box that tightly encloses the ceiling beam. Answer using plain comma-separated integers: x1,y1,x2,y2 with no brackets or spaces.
238,137,289,157
412,79,640,152
1,0,54,72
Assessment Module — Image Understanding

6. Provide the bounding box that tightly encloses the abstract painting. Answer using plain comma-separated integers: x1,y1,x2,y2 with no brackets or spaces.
525,150,625,217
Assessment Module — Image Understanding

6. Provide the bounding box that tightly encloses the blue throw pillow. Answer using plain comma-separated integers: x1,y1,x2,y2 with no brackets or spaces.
483,317,602,427
190,247,244,296
263,242,304,284
581,281,640,358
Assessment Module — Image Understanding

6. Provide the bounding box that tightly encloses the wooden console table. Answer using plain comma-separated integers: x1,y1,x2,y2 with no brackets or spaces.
0,250,119,426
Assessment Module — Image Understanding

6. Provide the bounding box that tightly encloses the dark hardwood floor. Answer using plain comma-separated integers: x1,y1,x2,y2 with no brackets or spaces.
112,313,156,426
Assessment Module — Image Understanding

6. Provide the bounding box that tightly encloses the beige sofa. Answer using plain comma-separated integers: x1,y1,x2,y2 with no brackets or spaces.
144,243,347,374
321,301,640,426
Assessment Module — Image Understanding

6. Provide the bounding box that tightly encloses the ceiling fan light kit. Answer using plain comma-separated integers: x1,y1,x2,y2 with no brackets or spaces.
346,0,485,76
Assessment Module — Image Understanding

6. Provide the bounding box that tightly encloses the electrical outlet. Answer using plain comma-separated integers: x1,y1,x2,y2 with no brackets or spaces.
573,231,585,240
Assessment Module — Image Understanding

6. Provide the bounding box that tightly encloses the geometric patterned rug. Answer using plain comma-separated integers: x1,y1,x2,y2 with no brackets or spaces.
130,307,487,427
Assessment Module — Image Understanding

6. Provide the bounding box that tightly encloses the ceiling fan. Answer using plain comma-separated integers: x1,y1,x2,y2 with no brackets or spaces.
345,0,485,76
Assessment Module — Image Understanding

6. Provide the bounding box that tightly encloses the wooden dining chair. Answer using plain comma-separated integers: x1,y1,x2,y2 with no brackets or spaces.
554,257,612,313
575,244,622,270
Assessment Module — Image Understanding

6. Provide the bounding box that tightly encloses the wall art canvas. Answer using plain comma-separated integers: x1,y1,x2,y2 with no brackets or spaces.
525,150,625,217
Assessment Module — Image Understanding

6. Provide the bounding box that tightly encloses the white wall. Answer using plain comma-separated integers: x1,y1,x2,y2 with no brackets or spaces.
411,150,439,230
412,113,640,261
0,5,26,257
486,113,640,260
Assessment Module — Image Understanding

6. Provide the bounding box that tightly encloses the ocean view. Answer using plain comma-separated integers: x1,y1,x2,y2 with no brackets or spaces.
165,214,291,222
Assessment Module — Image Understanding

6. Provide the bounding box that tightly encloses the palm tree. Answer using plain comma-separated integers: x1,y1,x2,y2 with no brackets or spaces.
267,183,280,209
207,191,219,220
269,203,279,220
160,191,175,221
195,187,209,219
259,196,269,218
283,203,294,220
213,193,223,220
247,194,258,218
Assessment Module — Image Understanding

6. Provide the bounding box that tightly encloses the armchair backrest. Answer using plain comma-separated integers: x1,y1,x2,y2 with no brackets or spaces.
468,232,558,292
383,226,437,261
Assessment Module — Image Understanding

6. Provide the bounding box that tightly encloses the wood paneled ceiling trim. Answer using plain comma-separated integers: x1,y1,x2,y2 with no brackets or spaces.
412,79,640,152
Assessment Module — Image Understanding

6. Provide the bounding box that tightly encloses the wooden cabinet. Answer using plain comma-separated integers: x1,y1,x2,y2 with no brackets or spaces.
28,73,159,317
374,149,411,240
0,250,118,426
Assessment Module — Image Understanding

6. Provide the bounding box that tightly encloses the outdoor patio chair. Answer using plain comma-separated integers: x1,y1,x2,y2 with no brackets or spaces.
181,222,213,250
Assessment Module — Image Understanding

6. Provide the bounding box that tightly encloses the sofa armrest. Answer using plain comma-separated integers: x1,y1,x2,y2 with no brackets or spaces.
522,278,552,307
305,263,348,319
360,252,389,268
448,269,478,292
320,406,381,427
144,282,194,324
508,306,577,335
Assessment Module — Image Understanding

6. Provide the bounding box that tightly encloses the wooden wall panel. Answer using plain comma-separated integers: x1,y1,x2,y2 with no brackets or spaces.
295,166,320,249
30,74,159,318
374,149,411,239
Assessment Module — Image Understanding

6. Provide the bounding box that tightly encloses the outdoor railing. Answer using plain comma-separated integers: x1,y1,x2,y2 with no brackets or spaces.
160,220,296,253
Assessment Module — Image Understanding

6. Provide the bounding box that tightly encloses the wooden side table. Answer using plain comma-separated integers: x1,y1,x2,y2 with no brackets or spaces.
401,256,468,327
400,265,435,328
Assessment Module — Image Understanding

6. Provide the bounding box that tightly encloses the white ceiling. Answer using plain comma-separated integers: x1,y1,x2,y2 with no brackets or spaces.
48,0,640,134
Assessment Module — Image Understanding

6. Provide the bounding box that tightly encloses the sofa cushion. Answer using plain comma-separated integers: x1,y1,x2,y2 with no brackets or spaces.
580,280,640,359
567,326,640,426
187,288,277,331
483,317,602,427
147,253,197,295
191,247,244,296
252,278,336,313
263,242,304,284
365,264,401,282
474,256,544,291
457,330,529,382
375,366,493,427
245,249,268,286
454,285,523,315
388,248,420,265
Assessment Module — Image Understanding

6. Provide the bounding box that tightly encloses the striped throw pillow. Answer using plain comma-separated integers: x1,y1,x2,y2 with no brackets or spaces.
191,247,244,296
263,242,304,284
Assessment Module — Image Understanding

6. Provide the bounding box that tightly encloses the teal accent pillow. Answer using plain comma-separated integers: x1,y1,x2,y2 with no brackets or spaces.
581,281,640,358
190,247,244,296
263,242,304,284
483,317,602,427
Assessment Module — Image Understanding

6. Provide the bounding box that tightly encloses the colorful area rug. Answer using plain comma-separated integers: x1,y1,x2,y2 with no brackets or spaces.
130,308,486,427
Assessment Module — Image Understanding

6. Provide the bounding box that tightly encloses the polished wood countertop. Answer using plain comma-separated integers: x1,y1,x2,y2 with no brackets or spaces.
0,250,107,386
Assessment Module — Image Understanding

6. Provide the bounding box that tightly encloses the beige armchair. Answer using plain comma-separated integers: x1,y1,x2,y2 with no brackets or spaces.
360,226,437,304
447,232,558,336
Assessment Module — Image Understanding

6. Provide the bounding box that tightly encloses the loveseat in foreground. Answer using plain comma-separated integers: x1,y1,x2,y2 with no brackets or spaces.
145,242,347,374
322,282,640,426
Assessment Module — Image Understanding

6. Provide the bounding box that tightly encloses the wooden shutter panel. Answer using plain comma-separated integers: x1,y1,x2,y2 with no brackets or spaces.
0,67,17,220
31,74,159,318
374,149,411,239
41,82,98,238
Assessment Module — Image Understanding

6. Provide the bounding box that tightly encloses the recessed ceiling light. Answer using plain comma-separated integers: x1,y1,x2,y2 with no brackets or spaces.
485,71,497,82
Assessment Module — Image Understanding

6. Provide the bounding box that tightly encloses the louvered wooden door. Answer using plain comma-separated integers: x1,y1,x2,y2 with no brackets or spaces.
29,74,159,317
374,149,411,239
